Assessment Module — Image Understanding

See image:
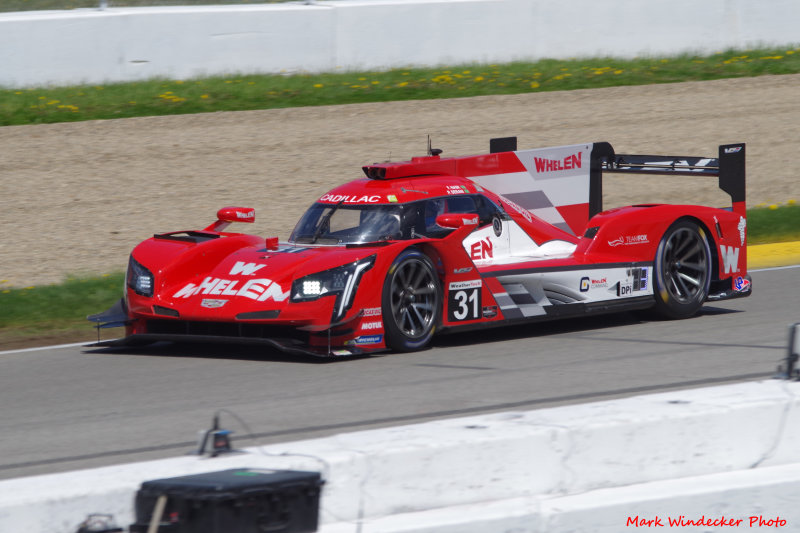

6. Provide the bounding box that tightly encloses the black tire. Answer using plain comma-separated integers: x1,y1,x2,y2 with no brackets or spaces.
382,248,441,352
651,220,712,319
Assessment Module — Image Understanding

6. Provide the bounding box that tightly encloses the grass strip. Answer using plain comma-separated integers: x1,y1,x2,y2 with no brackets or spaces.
2,47,800,126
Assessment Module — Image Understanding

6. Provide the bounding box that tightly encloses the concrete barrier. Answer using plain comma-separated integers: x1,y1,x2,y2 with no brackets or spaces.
2,379,799,532
1,0,799,88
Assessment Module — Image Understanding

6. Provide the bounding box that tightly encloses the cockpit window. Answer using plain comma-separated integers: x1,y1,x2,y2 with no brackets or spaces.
289,194,505,245
290,203,404,244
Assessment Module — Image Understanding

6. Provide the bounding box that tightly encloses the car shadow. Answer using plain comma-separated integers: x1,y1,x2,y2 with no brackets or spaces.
82,306,743,362
82,341,368,364
432,306,744,349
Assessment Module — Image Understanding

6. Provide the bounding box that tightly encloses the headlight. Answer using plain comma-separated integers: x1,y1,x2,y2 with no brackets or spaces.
127,255,154,297
291,255,375,321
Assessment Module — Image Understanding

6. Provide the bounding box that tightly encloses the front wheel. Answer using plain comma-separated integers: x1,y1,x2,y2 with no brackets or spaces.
651,220,712,319
382,249,441,352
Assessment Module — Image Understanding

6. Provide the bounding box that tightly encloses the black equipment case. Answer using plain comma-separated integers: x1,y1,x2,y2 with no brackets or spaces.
129,468,323,533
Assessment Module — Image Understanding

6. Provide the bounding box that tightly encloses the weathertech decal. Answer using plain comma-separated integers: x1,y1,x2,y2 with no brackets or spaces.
449,280,482,290
173,277,289,302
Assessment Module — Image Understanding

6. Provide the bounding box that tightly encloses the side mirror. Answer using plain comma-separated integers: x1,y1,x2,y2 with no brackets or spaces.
216,207,255,223
435,213,479,229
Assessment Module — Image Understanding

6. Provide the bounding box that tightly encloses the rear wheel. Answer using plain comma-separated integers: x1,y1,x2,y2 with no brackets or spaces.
652,220,712,319
382,249,441,352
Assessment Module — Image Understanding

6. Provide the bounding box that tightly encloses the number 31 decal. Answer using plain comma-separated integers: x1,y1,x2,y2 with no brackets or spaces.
448,280,482,322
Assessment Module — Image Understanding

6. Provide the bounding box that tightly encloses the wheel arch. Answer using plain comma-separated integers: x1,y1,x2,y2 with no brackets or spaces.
671,215,721,284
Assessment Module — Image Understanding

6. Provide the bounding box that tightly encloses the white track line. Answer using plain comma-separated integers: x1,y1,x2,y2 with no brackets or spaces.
1,264,797,356
0,341,93,356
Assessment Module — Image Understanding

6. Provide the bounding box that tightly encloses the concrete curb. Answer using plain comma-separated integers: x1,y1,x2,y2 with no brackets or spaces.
2,379,799,532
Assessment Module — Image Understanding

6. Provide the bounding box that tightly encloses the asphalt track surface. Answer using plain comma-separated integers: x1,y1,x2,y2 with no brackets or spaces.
1,265,797,481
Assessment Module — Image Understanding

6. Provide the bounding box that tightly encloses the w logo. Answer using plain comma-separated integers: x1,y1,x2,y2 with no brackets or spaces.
229,261,266,276
719,245,740,274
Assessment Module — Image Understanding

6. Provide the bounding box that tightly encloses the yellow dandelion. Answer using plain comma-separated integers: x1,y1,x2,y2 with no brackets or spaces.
769,204,779,210
530,81,540,89
787,199,796,205
614,70,623,74
2,290,9,294
397,81,408,87
474,76,484,82
313,84,324,88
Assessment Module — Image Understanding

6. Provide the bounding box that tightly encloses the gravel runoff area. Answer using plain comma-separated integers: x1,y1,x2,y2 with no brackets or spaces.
1,74,798,288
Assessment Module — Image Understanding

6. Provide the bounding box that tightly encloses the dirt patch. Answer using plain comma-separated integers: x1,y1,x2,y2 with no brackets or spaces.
1,74,798,288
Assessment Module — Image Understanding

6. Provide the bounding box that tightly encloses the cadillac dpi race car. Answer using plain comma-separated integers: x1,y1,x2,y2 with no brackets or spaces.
90,137,751,356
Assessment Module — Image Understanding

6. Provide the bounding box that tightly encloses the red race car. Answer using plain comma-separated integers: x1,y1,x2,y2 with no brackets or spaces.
90,137,751,356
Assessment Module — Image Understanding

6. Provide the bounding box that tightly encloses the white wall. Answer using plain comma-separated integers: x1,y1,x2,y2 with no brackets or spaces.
2,380,800,533
1,0,798,88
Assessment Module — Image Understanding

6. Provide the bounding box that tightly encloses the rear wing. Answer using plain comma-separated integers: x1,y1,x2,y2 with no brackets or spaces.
595,141,746,216
479,138,746,234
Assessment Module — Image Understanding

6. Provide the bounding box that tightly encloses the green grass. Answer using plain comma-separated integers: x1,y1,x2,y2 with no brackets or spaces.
747,203,800,244
2,47,800,126
0,273,124,345
1,204,797,347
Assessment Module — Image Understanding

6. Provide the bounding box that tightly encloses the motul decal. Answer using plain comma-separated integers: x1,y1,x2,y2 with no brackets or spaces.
229,261,266,276
720,245,740,274
319,194,381,203
360,321,383,331
533,152,581,173
173,277,289,302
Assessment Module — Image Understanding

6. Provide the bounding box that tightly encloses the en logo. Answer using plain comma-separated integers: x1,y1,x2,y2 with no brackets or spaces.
470,238,493,260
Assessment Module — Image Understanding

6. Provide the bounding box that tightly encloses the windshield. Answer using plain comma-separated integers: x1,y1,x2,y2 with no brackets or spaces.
289,195,500,245
290,203,406,244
